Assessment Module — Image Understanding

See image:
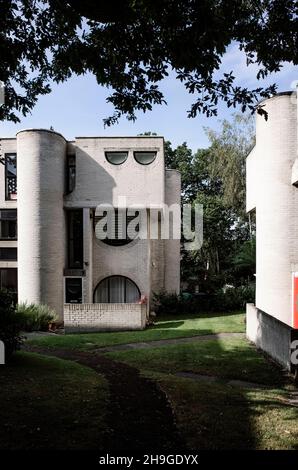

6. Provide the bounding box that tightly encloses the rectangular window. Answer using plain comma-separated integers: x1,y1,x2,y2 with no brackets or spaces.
65,277,82,303
66,154,76,193
67,210,83,269
0,248,17,261
5,153,17,200
0,209,17,240
0,268,17,291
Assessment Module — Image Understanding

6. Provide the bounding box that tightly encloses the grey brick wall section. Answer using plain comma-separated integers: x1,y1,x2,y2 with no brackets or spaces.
64,303,147,332
246,93,298,328
1,132,181,330
246,303,293,370
164,170,181,294
16,129,66,319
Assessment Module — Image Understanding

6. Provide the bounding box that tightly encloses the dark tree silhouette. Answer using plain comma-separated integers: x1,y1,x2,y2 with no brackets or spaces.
0,0,297,124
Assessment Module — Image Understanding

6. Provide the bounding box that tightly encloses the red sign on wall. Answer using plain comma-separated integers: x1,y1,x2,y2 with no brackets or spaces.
292,273,298,329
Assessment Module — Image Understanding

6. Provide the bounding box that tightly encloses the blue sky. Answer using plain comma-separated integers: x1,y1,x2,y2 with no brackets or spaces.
1,43,297,151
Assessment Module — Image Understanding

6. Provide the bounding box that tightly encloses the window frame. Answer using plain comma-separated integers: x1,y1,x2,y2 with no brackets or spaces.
105,151,128,166
67,209,83,269
0,209,17,240
0,267,18,292
133,151,157,166
0,247,17,261
5,153,17,201
94,208,139,246
93,275,140,303
66,154,76,194
65,277,83,304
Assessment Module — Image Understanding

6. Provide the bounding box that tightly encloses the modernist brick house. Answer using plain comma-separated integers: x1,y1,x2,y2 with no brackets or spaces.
246,91,298,372
0,130,180,331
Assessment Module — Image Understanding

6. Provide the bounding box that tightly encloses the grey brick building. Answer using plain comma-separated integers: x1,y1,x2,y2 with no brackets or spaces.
246,91,298,371
0,130,180,331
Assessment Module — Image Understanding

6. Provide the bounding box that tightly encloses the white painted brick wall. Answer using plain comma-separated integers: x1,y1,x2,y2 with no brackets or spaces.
64,303,147,332
246,93,298,327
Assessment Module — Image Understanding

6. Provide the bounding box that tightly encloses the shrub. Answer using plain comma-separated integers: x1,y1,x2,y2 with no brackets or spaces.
153,284,255,316
0,289,23,360
16,302,58,332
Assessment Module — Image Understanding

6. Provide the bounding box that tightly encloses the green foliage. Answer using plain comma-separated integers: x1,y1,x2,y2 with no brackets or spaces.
165,113,256,292
1,1,297,124
205,114,255,216
16,303,58,332
0,290,23,359
233,237,256,277
154,285,255,316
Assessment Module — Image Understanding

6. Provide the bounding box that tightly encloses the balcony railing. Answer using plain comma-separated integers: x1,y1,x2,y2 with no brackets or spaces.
6,176,17,200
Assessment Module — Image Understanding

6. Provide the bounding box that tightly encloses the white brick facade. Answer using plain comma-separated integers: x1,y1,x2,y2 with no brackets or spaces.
246,91,298,369
64,303,147,332
246,92,298,328
0,130,181,332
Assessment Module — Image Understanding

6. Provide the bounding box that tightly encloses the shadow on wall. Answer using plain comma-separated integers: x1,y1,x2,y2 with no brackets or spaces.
65,148,116,206
253,308,294,371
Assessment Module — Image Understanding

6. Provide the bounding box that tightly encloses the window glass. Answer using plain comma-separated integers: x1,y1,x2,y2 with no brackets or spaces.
94,276,140,303
134,151,156,165
0,268,17,291
5,153,17,200
94,208,139,246
68,210,83,268
66,154,76,193
0,210,17,239
65,278,82,303
0,248,17,261
105,151,128,165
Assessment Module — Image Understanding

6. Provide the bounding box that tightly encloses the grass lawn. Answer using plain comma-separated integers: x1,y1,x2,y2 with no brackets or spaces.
145,373,298,450
105,336,298,449
0,352,108,450
4,311,297,450
106,337,283,385
27,311,245,350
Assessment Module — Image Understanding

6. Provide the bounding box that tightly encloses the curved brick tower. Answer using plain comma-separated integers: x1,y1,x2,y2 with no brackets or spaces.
16,129,66,317
246,91,298,370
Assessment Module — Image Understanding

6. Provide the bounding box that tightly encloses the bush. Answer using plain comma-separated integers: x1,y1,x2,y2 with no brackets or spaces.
16,303,58,332
0,289,23,360
153,284,255,316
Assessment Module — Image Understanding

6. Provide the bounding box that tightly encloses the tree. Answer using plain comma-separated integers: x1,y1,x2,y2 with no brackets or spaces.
233,237,256,281
205,113,255,217
164,112,256,292
0,1,297,124
165,143,222,202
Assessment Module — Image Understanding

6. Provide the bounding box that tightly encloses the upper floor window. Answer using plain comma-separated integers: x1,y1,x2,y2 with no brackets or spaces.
134,151,156,165
94,208,139,246
66,154,76,193
5,153,17,200
105,151,128,165
67,209,83,269
0,209,17,240
0,247,17,261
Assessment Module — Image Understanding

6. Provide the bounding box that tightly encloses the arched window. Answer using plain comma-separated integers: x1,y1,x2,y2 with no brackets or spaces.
94,276,140,303
94,208,139,246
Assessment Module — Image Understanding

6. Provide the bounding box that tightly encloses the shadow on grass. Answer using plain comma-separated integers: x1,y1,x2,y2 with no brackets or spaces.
156,310,244,321
151,321,185,329
107,337,296,449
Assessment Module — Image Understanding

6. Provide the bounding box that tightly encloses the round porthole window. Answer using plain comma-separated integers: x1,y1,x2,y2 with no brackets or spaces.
134,151,156,165
105,151,128,165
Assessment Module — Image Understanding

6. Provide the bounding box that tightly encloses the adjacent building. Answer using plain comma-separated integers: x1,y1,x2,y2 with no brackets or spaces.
246,91,298,372
0,130,180,331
